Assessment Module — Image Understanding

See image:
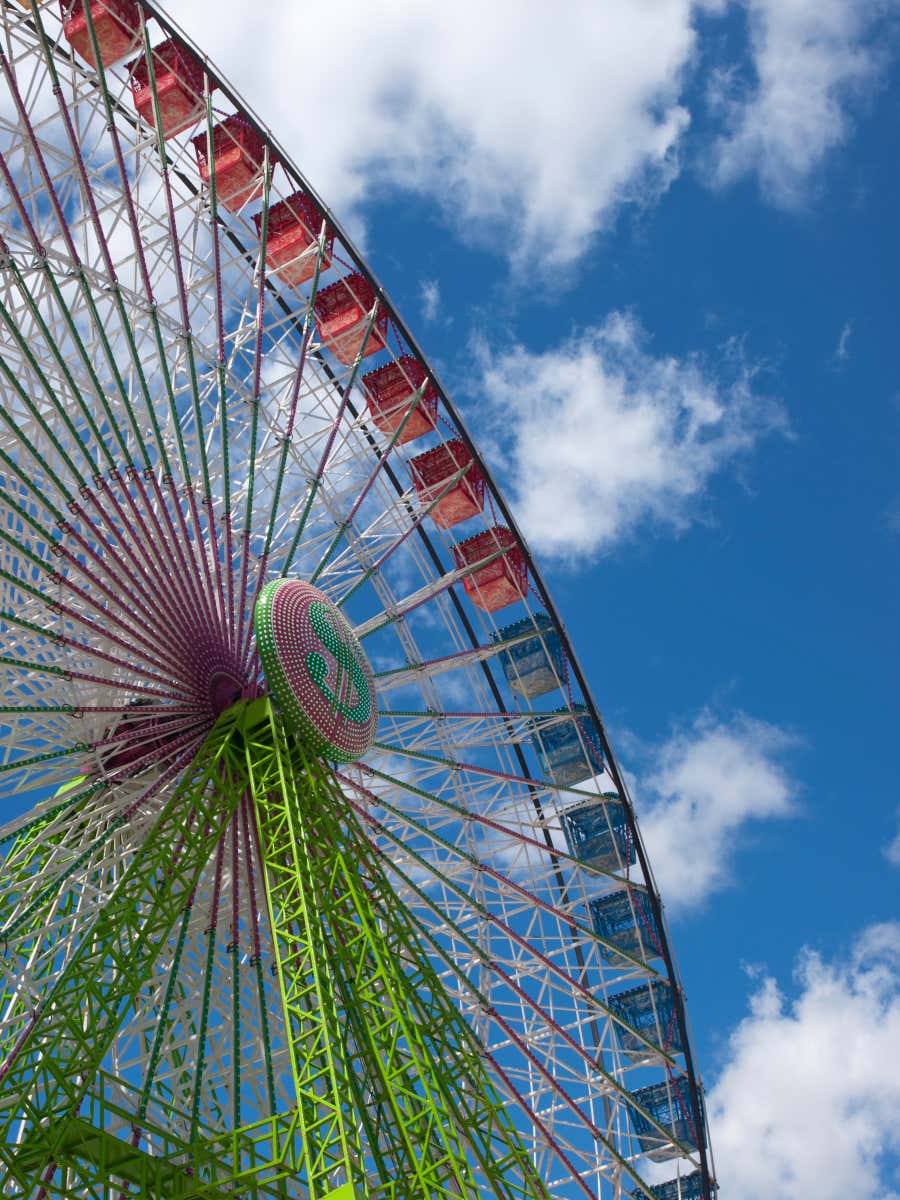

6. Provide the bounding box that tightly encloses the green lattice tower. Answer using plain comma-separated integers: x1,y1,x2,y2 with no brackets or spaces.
0,695,550,1200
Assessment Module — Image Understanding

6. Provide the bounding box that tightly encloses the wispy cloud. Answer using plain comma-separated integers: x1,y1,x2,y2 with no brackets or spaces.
709,0,898,206
631,710,799,911
884,810,900,867
709,923,900,1199
419,278,440,323
476,312,787,560
835,319,854,363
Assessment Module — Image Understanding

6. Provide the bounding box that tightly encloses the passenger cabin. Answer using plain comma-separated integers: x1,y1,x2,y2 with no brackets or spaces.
61,0,140,68
607,980,682,1058
533,704,604,788
452,526,527,613
193,115,267,212
628,1080,699,1162
409,439,485,528
313,272,389,365
491,613,564,699
561,797,634,872
129,38,206,139
254,191,333,288
362,355,439,444
588,888,661,963
649,1171,705,1200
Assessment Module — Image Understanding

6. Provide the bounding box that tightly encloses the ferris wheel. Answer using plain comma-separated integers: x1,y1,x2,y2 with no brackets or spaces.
0,3,716,1198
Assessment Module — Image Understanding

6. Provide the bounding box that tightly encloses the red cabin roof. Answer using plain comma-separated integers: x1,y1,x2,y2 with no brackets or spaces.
62,0,140,69
253,191,334,288
362,355,439,444
409,439,485,528
129,38,207,140
452,526,527,613
193,114,268,212
313,272,389,365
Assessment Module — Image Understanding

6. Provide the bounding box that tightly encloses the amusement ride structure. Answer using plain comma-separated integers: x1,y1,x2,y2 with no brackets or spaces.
0,3,716,1197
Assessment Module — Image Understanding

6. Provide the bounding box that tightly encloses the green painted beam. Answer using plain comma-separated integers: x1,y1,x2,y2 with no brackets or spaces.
0,698,551,1200
247,700,549,1200
0,704,250,1193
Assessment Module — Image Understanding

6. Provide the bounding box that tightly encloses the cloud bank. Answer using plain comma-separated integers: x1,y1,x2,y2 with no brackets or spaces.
633,711,798,911
710,0,898,205
476,313,786,560
710,923,900,1199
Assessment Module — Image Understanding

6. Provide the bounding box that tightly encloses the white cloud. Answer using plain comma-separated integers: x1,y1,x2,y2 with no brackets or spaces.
160,0,710,269
710,0,898,205
884,810,900,866
419,279,440,323
476,312,786,559
634,711,798,911
835,319,853,362
709,923,900,1199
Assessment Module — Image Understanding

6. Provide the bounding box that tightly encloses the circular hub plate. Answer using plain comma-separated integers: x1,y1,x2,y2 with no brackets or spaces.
255,580,377,762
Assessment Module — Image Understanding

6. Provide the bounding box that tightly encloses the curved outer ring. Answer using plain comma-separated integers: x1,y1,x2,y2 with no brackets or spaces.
125,6,715,1192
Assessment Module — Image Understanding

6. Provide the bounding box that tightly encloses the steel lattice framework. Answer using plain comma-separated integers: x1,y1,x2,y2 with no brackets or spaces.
0,3,716,1199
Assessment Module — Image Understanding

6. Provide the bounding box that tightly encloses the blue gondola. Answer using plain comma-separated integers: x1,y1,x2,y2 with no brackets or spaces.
588,888,661,963
629,1080,699,1162
649,1170,705,1199
561,798,635,872
607,980,683,1057
532,704,604,787
491,613,565,699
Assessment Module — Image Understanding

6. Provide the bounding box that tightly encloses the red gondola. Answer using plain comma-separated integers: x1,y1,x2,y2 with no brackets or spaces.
362,355,439,443
410,439,485,528
453,526,527,612
61,0,140,68
254,191,334,287
129,37,206,139
314,273,389,365
194,115,267,212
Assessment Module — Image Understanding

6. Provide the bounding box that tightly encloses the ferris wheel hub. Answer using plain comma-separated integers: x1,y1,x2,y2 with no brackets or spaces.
254,579,377,763
208,669,245,716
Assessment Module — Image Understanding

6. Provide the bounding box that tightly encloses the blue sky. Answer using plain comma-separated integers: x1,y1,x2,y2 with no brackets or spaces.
165,1,900,1194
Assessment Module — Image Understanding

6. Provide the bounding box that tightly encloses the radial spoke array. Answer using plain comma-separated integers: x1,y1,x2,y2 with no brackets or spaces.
0,5,714,1200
